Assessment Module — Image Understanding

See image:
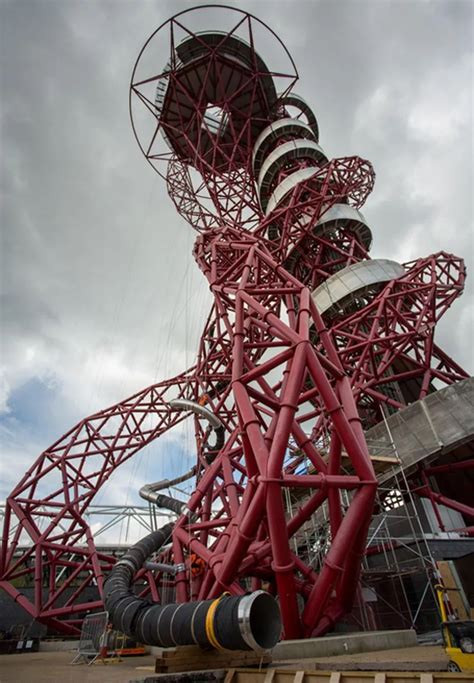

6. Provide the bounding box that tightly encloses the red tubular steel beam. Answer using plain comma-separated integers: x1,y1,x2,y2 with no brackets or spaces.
425,459,474,475
1,6,470,640
418,488,474,520
302,485,377,634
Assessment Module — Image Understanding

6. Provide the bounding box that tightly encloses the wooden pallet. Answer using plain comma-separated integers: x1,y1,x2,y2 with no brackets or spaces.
224,669,474,683
155,645,271,674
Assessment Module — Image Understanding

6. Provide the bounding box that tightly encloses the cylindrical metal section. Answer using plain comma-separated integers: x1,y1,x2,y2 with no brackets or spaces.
253,118,317,175
139,466,197,507
279,92,319,140
315,204,373,251
311,259,405,319
139,399,226,507
252,93,326,215
257,140,328,209
169,398,225,460
144,561,178,574
265,167,319,217
168,399,223,430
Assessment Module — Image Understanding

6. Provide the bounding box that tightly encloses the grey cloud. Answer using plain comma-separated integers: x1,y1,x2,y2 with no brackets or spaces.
0,0,472,500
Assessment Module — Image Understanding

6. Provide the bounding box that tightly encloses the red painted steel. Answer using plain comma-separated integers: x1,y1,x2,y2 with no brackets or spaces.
1,6,470,637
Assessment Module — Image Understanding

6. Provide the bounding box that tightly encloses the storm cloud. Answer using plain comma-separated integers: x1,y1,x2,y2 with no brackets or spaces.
1,0,472,519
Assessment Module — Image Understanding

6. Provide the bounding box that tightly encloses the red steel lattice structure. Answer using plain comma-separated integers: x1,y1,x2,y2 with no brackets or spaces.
1,7,471,638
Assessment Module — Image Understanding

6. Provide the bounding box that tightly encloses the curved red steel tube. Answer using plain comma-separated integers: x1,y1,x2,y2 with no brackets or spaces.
1,7,470,639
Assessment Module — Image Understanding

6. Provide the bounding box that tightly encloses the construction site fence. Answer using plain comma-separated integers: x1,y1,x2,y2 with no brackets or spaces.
71,610,109,665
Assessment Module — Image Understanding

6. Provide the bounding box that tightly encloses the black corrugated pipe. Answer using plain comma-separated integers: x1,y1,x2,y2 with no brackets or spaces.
103,526,281,652
107,400,280,651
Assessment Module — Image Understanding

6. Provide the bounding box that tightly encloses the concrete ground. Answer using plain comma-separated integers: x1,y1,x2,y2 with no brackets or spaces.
0,645,449,682
0,650,156,683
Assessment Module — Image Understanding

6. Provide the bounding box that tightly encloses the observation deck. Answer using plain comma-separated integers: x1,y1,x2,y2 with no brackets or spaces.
155,32,278,172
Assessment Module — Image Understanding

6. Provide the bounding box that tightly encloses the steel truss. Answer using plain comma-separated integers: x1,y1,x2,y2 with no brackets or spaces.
1,7,470,638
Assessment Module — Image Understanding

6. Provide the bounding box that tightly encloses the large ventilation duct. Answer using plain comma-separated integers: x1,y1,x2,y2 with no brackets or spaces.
103,526,281,652
116,397,281,652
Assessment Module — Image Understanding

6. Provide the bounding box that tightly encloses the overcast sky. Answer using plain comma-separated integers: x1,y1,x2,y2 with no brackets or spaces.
1,0,472,538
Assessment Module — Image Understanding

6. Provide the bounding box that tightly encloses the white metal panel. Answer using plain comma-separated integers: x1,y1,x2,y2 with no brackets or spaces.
311,259,405,316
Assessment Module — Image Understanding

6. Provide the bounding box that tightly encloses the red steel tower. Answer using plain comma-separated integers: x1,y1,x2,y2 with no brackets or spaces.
1,7,471,640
